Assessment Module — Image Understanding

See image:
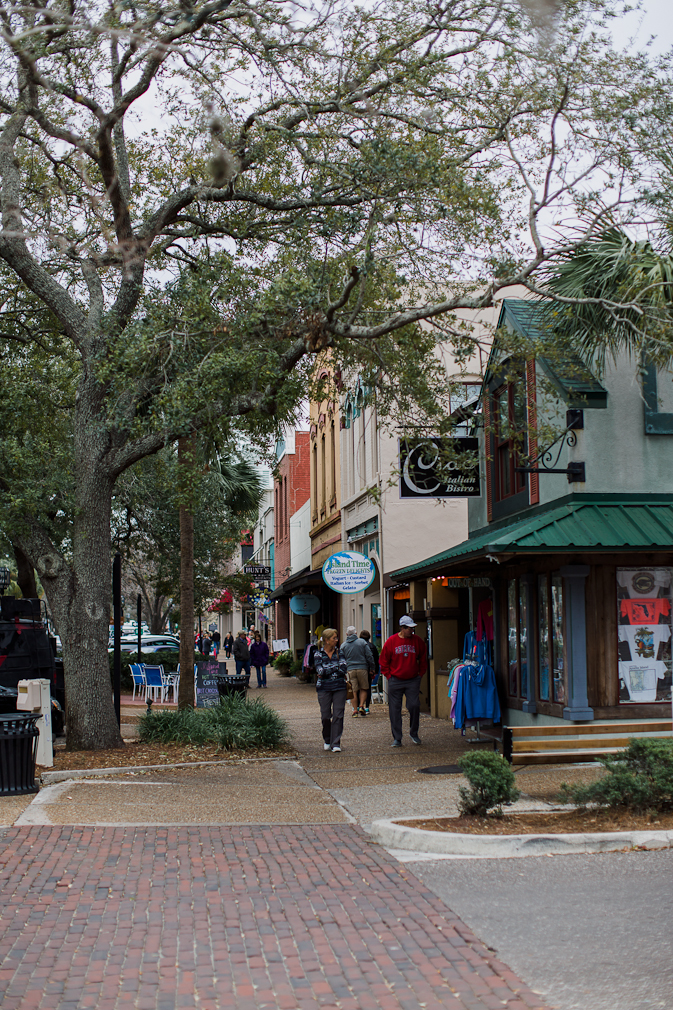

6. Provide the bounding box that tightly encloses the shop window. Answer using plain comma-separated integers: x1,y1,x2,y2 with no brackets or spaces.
617,566,672,704
550,575,565,704
536,573,565,705
519,582,528,697
507,579,518,695
493,380,526,502
538,576,550,701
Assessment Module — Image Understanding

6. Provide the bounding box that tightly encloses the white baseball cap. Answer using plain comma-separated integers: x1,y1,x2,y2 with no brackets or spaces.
399,615,417,628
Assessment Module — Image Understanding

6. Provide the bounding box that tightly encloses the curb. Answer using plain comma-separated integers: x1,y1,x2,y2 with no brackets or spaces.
370,817,673,858
40,755,298,784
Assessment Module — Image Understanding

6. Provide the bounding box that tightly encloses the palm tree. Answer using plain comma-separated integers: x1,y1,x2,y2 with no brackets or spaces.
542,228,673,367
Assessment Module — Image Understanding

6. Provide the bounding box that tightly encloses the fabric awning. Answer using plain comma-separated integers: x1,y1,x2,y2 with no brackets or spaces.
390,496,673,581
268,566,323,601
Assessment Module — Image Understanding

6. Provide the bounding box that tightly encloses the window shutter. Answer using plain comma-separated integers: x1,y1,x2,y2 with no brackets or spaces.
484,395,493,521
526,358,539,505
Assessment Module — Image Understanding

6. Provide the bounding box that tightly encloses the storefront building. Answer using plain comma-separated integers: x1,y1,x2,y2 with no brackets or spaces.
390,300,673,726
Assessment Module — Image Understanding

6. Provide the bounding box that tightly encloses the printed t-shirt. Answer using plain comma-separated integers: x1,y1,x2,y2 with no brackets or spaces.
617,569,671,599
618,661,667,702
620,598,671,624
618,624,670,661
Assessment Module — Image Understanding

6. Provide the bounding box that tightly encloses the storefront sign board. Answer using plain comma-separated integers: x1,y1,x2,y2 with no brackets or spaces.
322,551,376,595
290,594,321,615
399,437,480,498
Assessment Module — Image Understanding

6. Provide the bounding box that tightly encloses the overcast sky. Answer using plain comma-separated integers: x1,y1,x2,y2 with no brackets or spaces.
612,1,673,52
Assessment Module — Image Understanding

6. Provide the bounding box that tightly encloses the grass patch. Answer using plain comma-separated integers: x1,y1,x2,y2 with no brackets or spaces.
139,695,291,751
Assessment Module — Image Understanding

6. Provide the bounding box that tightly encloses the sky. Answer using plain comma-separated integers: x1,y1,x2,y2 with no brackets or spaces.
612,1,673,53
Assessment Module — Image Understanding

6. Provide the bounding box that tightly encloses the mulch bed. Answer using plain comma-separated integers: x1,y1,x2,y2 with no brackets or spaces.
396,808,673,835
41,740,297,772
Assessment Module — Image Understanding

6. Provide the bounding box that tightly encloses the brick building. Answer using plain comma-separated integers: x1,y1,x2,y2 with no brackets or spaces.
272,428,311,645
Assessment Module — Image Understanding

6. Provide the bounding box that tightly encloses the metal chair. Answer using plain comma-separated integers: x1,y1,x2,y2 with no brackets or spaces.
130,663,146,702
143,665,166,703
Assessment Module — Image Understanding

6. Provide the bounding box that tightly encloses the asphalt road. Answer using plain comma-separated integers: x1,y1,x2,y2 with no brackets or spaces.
409,849,673,1010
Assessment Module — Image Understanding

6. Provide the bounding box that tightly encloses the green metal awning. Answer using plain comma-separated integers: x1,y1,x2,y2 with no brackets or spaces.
390,499,673,581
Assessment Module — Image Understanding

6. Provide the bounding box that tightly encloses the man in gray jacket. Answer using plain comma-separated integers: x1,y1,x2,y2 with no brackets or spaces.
341,626,374,717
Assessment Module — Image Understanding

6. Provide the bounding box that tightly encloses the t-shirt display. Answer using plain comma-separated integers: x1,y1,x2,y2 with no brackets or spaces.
617,568,672,704
618,661,668,703
618,623,670,660
619,598,671,625
617,568,671,599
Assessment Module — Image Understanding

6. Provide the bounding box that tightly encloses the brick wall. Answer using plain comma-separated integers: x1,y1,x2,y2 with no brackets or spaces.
273,432,311,639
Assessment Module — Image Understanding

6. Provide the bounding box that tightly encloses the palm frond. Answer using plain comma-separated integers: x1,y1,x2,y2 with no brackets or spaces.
541,229,673,368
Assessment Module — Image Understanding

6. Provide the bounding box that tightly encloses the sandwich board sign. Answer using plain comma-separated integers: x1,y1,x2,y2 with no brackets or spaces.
195,660,223,708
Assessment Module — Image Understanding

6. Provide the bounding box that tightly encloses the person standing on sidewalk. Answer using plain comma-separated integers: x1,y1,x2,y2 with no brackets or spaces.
211,629,221,657
233,630,251,681
250,631,269,688
340,626,374,717
379,615,427,747
223,632,234,658
314,628,348,752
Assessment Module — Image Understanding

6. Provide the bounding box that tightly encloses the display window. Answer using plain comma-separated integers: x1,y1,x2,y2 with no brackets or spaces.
508,573,565,705
617,567,672,704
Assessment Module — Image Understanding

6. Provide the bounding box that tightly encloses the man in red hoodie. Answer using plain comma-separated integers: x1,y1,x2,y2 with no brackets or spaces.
379,615,427,747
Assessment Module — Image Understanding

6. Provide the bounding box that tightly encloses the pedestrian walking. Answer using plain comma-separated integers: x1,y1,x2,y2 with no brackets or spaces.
340,626,374,717
314,628,348,753
379,615,427,747
250,631,269,688
232,630,251,681
202,634,212,657
211,629,221,656
223,633,234,658
359,629,379,713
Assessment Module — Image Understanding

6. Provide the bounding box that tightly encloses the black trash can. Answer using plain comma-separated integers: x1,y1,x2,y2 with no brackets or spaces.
215,674,248,700
0,712,40,795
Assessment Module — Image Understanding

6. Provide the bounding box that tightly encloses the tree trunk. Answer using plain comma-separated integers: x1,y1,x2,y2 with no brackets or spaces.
178,435,196,708
20,392,125,750
13,543,38,598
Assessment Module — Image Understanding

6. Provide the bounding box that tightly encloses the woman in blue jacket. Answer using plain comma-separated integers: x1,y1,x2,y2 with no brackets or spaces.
250,632,270,688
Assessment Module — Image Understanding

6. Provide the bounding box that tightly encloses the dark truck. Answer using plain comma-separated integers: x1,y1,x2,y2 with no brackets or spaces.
0,597,64,734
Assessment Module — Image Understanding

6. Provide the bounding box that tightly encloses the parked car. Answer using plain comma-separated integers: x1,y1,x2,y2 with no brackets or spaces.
108,634,180,654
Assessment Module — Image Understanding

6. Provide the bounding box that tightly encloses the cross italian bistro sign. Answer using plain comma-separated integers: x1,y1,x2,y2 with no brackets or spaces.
322,551,377,595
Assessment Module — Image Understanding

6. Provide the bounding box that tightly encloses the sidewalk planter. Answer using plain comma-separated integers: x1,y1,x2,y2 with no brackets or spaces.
0,712,40,795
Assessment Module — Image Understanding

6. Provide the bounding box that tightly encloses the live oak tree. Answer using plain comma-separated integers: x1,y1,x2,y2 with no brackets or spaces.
0,0,663,748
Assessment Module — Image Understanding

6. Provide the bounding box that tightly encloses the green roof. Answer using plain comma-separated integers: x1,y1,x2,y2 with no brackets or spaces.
390,500,673,580
497,300,608,406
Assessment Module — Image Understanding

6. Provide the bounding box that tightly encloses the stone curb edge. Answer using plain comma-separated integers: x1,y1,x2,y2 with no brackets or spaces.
40,756,298,784
370,817,673,858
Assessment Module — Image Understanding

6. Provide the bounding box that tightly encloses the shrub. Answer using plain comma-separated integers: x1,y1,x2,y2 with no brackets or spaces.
457,751,520,817
138,695,290,751
559,738,673,813
273,649,293,676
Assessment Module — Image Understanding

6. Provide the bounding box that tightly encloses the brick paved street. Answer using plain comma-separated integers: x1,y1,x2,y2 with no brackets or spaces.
0,823,549,1010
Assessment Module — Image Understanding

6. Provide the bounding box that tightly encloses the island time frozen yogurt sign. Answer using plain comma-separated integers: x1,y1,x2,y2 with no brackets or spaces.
322,551,376,594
